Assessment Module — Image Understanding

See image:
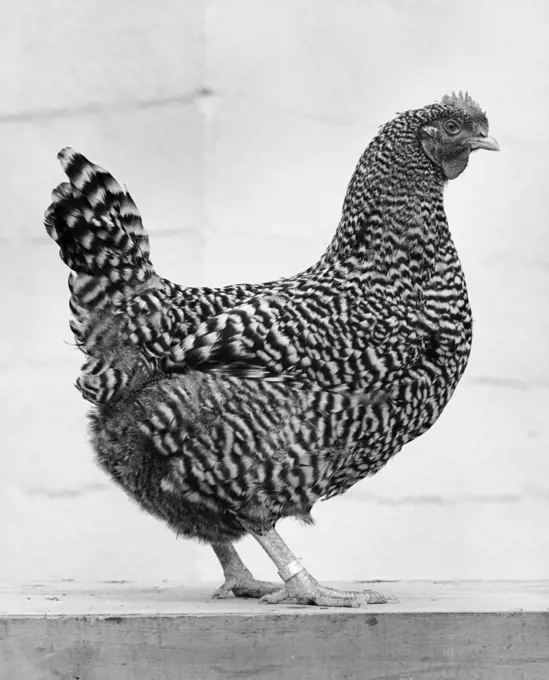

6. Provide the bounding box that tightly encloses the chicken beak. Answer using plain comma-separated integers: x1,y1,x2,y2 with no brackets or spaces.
469,135,500,152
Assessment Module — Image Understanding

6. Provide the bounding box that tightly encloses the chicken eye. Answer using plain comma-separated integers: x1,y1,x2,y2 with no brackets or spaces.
443,119,461,135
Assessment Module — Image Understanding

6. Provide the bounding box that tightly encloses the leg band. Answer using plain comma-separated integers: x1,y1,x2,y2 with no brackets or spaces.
278,559,305,582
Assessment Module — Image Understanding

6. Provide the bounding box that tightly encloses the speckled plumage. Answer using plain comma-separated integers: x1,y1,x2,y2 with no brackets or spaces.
46,93,496,549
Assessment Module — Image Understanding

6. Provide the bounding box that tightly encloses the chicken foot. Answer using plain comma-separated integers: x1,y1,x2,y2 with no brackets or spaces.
211,542,281,599
251,528,392,607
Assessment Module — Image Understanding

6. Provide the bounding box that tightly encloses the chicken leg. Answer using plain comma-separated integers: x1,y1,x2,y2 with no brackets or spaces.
251,528,392,607
211,542,281,599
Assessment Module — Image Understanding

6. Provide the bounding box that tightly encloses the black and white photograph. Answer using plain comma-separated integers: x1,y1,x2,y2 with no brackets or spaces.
1,1,548,678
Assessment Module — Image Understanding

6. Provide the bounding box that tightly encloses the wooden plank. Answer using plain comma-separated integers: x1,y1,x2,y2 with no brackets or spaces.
1,581,549,680
2,580,549,616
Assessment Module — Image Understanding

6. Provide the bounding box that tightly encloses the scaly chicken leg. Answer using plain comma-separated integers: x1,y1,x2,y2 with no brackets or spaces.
251,529,391,607
211,542,281,599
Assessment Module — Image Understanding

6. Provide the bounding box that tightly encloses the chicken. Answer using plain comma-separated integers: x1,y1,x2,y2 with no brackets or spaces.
45,91,499,607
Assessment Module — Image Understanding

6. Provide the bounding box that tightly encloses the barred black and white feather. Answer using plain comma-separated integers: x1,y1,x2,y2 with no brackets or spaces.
45,92,497,542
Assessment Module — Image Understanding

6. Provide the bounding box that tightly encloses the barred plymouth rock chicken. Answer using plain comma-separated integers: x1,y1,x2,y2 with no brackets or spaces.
45,92,498,607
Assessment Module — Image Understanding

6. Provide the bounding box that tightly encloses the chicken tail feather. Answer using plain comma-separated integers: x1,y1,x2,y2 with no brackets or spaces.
44,147,156,342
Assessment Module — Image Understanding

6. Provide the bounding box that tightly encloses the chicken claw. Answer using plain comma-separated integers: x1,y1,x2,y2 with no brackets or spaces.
259,569,393,607
213,575,281,600
211,541,281,599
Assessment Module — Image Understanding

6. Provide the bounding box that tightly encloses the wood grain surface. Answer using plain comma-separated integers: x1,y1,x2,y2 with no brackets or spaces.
1,581,548,679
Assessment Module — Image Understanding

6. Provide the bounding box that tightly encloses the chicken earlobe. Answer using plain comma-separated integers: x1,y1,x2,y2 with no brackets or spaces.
419,125,471,180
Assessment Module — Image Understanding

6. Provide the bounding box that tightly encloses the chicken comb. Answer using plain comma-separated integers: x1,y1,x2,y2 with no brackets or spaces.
441,91,486,120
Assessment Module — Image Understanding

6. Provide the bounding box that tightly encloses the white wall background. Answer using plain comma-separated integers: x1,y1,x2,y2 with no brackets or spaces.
1,0,548,587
